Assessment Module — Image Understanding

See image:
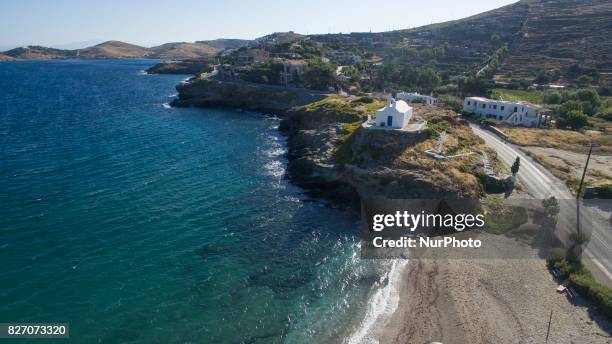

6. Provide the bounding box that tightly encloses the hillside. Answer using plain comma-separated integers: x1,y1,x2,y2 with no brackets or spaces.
497,0,612,82
194,39,252,50
0,53,15,61
3,46,77,59
1,39,238,61
308,0,610,82
150,42,220,58
77,41,152,58
2,0,610,78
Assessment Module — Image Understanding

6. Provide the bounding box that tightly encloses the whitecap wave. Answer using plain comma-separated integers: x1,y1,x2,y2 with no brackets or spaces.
263,160,285,178
345,259,408,344
162,103,171,109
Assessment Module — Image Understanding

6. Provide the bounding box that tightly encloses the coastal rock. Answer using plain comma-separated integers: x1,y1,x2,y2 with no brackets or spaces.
172,78,327,114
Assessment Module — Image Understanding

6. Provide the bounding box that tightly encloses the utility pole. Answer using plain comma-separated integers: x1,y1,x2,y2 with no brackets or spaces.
576,142,598,234
545,309,553,343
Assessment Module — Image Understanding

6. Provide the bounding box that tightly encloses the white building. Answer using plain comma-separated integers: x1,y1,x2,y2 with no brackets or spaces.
396,91,437,106
463,96,551,127
374,97,413,129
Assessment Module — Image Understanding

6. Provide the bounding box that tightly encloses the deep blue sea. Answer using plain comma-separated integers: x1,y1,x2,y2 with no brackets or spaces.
0,60,398,343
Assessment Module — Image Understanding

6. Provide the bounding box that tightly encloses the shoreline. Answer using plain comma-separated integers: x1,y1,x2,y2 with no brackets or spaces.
376,232,612,344
167,76,611,343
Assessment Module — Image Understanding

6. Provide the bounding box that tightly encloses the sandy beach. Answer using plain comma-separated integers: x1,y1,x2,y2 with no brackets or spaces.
378,232,612,344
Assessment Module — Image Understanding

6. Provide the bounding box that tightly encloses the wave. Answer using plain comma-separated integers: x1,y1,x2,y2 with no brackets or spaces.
345,259,408,344
162,103,171,109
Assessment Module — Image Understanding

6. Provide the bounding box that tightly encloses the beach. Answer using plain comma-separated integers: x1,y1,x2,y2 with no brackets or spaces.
379,232,611,343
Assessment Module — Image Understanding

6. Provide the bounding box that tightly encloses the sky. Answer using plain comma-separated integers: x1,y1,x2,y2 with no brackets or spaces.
0,0,517,50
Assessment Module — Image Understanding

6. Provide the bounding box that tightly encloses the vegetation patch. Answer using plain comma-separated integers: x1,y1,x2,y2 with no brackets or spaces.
483,201,528,234
491,88,545,104
548,258,612,319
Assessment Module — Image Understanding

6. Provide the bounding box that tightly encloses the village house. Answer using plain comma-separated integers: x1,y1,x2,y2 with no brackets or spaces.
329,50,362,64
372,97,413,129
236,49,269,66
396,91,437,106
279,60,307,85
463,96,552,127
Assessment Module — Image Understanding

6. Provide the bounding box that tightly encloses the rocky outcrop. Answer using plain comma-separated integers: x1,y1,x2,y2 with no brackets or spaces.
146,59,213,75
172,78,327,114
173,79,489,204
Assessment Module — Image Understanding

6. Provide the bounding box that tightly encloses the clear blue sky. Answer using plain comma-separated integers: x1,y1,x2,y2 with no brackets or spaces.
0,0,517,49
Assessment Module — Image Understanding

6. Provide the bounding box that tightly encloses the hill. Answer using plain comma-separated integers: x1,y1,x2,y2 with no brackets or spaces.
0,53,15,61
77,41,151,58
3,46,77,60
497,0,612,82
308,0,610,83
150,42,220,58
194,39,252,50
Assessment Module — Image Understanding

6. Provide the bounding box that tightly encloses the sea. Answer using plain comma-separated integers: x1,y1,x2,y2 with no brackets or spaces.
0,59,402,344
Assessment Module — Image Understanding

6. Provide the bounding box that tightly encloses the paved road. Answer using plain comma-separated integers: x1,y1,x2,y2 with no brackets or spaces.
470,124,612,286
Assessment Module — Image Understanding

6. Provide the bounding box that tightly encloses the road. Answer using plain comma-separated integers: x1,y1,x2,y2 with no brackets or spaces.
470,124,612,286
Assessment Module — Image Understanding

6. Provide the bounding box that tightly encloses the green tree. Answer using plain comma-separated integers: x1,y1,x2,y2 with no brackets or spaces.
542,196,560,218
577,75,593,86
544,91,562,104
511,157,520,175
302,61,338,90
558,110,589,129
417,67,441,92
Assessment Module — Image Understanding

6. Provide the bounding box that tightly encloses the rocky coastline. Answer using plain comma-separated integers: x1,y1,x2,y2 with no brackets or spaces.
172,77,490,205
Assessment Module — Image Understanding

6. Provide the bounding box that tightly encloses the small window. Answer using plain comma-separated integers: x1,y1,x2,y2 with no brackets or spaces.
514,106,518,112
501,106,505,111
467,101,471,105
493,105,497,109
482,104,486,109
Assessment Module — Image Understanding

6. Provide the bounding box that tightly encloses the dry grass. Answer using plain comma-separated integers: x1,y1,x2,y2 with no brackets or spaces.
521,148,612,191
389,106,497,198
501,127,612,155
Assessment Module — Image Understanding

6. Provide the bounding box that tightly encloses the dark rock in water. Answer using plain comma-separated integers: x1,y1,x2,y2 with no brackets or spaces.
146,59,213,75
172,78,327,114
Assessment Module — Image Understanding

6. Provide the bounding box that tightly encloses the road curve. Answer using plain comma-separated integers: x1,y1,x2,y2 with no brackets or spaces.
470,123,612,286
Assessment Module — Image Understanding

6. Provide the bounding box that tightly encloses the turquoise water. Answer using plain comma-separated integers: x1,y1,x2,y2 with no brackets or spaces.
0,60,389,343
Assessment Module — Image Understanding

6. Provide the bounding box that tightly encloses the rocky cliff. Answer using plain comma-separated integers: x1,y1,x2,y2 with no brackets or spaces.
172,78,327,113
174,79,494,204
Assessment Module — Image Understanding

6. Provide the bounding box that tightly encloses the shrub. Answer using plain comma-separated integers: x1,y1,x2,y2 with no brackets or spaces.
544,91,562,104
479,118,495,126
548,258,612,318
438,95,463,113
577,75,593,86
355,96,374,104
597,85,612,96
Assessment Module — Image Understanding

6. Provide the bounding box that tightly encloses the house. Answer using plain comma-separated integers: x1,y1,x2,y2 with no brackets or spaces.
463,97,551,127
329,50,362,64
280,60,307,85
374,97,413,129
236,49,269,66
396,92,437,106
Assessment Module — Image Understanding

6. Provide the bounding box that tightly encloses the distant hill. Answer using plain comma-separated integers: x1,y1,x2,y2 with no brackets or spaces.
194,39,252,50
1,40,235,61
0,53,15,61
3,0,610,81
77,41,151,58
3,46,77,59
150,42,220,59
